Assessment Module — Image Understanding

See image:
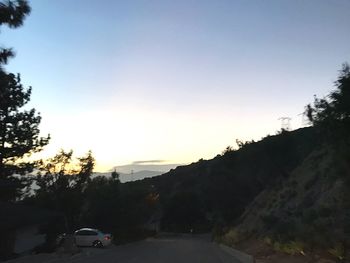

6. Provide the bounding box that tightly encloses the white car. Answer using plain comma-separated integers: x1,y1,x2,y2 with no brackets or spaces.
74,228,112,247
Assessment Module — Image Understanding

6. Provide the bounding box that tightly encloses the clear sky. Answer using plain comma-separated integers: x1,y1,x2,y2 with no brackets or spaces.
2,0,350,172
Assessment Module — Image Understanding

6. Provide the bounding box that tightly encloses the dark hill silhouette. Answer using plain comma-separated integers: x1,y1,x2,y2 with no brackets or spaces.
130,127,318,232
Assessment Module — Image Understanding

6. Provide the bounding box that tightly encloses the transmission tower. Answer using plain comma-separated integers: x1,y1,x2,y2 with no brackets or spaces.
297,112,309,127
278,117,292,131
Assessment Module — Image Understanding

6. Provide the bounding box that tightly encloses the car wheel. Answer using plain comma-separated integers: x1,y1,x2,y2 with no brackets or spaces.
93,240,103,248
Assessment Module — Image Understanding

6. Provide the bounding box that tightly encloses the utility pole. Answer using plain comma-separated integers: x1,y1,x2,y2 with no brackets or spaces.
278,117,292,131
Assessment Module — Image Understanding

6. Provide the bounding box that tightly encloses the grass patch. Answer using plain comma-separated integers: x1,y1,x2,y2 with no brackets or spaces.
328,243,345,261
263,237,306,256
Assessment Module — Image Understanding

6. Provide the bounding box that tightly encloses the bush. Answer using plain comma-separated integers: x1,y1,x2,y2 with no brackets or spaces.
302,209,318,224
261,213,279,228
328,243,346,261
272,240,305,255
273,219,297,240
220,228,241,246
304,174,318,190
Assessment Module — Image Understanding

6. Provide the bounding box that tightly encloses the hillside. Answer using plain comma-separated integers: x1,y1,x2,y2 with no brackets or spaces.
215,144,350,262
135,127,319,231
235,145,348,243
128,125,349,261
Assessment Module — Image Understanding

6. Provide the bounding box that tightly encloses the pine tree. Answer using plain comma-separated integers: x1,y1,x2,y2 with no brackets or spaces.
0,1,49,200
0,0,31,65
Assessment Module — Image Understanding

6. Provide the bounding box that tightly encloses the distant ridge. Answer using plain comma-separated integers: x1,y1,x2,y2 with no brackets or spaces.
93,162,183,182
95,169,168,183
112,163,183,174
118,170,164,182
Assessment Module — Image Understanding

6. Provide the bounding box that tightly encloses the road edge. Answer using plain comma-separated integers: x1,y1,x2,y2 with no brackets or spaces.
219,244,255,263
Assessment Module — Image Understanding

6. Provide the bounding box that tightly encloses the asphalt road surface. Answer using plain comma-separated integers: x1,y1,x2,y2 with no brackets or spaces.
74,235,242,263
7,235,244,263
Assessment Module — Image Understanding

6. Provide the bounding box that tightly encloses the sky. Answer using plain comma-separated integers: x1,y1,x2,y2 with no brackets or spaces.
2,0,350,172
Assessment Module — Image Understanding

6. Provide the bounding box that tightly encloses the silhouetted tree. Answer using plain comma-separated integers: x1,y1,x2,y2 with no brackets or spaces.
75,150,95,192
35,150,95,230
305,63,350,141
236,139,255,149
111,169,120,181
83,175,121,230
0,0,49,201
0,0,31,65
222,145,234,155
161,191,207,233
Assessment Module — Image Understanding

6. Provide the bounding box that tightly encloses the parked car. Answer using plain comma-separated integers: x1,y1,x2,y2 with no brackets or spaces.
74,228,112,248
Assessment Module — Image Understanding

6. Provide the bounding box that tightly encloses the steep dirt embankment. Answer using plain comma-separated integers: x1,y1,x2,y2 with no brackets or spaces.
220,145,350,262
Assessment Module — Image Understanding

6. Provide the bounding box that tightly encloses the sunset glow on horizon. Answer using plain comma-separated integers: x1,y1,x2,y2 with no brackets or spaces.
3,0,350,172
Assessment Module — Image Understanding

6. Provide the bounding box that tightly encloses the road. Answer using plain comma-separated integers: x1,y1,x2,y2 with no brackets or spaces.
79,235,242,263
7,235,246,263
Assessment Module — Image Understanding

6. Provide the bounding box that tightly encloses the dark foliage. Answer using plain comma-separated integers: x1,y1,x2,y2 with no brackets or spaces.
0,0,30,65
306,63,350,142
138,127,318,231
30,151,157,243
34,150,94,231
0,0,49,201
162,191,209,233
